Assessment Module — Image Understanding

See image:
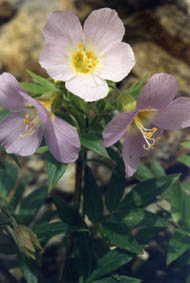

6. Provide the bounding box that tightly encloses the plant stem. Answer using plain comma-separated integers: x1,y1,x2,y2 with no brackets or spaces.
73,150,84,211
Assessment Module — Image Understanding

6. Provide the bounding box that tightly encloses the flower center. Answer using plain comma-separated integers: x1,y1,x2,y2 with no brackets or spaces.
20,113,40,139
72,43,98,74
134,115,160,150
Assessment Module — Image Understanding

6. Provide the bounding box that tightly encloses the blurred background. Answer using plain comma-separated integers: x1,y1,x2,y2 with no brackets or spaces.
0,0,190,188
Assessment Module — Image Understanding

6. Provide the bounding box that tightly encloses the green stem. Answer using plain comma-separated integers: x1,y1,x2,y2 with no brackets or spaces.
73,150,84,211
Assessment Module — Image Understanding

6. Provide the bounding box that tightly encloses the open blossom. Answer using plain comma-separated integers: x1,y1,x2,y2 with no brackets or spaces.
39,8,135,102
103,73,190,178
0,73,80,162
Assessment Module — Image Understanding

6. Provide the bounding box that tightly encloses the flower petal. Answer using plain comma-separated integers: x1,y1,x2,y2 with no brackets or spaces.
0,73,26,110
103,111,138,147
153,97,190,130
65,74,109,102
122,131,148,178
39,41,75,81
45,115,80,163
42,11,84,45
98,42,135,82
0,112,43,156
137,73,178,110
84,8,125,53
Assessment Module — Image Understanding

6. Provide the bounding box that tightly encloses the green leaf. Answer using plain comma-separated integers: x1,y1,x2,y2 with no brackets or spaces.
27,70,56,91
180,141,190,150
46,152,67,191
136,162,154,181
20,82,50,95
119,175,177,213
36,145,48,154
87,249,133,282
0,162,18,196
18,186,48,224
33,221,75,243
0,233,17,254
150,159,165,177
80,132,109,158
94,275,141,282
105,171,127,212
167,229,190,265
10,174,32,210
83,166,104,224
19,253,38,283
53,194,86,228
99,221,143,253
177,155,190,167
123,75,149,99
0,109,11,120
171,182,190,227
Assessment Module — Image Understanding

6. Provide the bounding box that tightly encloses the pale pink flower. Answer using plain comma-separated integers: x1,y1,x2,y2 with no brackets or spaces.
103,74,190,178
39,8,135,102
0,73,80,162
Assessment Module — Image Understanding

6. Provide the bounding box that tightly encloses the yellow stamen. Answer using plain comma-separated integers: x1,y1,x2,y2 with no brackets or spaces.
134,116,160,150
20,113,39,139
72,43,99,74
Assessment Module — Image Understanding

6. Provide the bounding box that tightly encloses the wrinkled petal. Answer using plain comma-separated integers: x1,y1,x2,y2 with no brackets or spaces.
0,112,43,156
98,42,135,82
45,115,80,163
39,41,75,81
153,97,190,130
65,74,109,102
137,73,178,110
0,73,26,110
122,131,148,178
84,8,125,53
103,111,138,147
43,10,84,45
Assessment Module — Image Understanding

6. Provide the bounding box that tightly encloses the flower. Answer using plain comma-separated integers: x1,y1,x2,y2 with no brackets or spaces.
39,8,135,102
0,73,80,162
103,73,190,178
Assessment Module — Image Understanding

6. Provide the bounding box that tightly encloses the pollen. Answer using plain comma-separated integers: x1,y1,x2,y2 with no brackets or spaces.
134,116,160,150
20,113,39,139
72,43,98,74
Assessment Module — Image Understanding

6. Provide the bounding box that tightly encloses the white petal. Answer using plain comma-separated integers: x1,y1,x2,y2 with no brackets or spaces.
98,42,135,82
65,74,109,102
84,8,125,53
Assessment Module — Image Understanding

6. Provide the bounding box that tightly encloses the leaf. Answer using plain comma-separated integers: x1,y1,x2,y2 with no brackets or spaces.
46,152,67,191
119,175,178,213
20,82,50,95
167,229,190,265
99,221,143,254
105,171,127,212
19,253,38,283
36,145,48,154
180,141,190,150
150,159,165,177
0,233,17,254
10,174,32,210
53,194,86,228
0,162,18,196
18,186,48,224
27,70,56,91
94,275,141,283
171,182,190,227
136,162,154,181
80,132,109,158
87,249,133,282
83,166,104,224
33,221,75,243
177,155,190,167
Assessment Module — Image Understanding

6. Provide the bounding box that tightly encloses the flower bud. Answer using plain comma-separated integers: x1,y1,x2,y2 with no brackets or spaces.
13,225,41,259
117,93,136,112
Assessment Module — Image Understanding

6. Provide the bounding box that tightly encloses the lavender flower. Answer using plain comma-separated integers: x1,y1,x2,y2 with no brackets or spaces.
103,73,190,178
0,73,80,162
39,8,135,102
